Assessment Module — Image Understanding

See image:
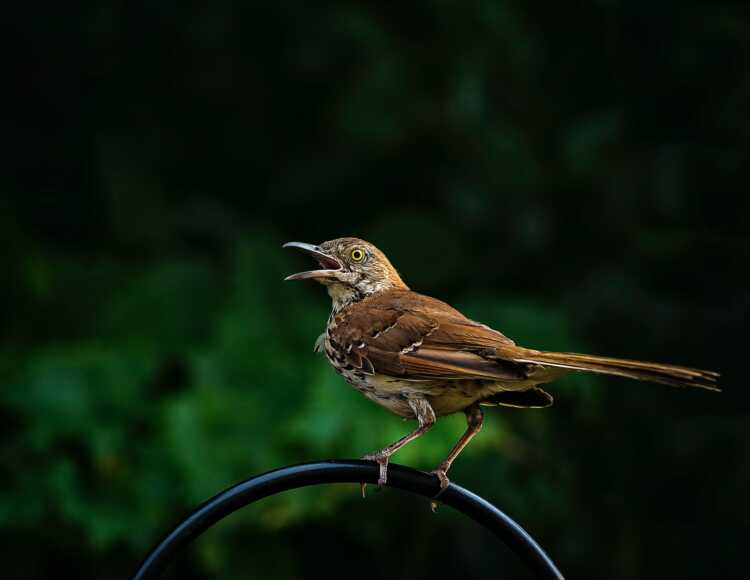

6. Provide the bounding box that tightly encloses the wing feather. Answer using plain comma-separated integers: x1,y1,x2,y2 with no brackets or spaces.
329,290,527,382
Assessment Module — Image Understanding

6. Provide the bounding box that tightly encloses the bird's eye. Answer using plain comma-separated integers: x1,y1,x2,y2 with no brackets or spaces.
350,248,365,262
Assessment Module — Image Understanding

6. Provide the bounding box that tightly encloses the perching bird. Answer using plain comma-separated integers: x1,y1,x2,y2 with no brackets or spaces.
283,238,719,490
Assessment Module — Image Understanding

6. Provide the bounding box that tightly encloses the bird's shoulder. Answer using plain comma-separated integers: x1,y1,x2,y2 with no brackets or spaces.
329,290,437,349
332,289,514,344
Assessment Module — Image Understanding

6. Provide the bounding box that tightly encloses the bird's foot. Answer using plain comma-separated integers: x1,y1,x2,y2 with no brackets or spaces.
361,451,390,487
430,464,451,495
427,465,451,512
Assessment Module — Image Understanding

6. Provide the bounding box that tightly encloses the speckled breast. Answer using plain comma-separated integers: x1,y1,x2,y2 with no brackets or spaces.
322,331,411,417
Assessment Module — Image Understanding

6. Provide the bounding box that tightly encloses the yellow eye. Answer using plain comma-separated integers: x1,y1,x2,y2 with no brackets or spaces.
350,248,365,262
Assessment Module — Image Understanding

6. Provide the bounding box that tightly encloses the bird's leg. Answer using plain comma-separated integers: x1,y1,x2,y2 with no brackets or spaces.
431,404,484,493
362,398,436,488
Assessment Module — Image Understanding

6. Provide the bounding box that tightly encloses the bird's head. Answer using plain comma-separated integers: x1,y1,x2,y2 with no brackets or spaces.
284,237,408,306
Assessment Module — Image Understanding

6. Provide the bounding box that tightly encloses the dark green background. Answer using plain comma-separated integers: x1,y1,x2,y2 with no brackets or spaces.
3,2,748,578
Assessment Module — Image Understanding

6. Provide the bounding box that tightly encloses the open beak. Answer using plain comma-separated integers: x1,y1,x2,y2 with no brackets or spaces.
283,242,343,281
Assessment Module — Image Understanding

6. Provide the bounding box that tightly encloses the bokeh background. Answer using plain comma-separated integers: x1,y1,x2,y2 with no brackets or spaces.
4,2,749,579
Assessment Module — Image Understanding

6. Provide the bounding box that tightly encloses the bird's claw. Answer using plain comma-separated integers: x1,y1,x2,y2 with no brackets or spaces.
425,467,451,512
431,467,450,497
361,452,390,487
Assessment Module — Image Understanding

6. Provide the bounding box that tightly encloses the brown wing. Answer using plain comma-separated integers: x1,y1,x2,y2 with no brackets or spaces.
328,290,529,382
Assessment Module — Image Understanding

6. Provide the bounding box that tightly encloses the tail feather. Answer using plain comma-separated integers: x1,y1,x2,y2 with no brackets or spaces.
500,347,720,391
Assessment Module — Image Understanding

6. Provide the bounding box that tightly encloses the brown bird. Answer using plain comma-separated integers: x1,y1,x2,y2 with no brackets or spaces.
283,237,720,490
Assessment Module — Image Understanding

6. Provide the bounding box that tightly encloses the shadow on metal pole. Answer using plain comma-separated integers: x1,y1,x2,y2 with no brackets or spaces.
132,459,564,580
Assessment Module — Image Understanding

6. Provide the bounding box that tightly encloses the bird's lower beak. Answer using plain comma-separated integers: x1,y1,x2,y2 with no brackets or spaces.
283,242,343,281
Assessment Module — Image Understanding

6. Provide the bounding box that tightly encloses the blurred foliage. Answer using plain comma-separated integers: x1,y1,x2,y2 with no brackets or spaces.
2,1,749,579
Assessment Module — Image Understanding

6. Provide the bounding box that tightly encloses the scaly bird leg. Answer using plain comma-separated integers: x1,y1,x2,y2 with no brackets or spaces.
432,403,484,493
362,398,436,489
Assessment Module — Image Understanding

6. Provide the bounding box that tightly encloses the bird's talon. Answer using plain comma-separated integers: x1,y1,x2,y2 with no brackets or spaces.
362,452,390,487
431,468,450,497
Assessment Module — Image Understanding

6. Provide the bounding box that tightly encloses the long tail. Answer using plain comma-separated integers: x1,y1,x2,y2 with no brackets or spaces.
501,347,720,391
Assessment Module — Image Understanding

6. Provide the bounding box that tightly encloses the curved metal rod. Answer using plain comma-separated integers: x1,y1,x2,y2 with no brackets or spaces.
132,460,564,580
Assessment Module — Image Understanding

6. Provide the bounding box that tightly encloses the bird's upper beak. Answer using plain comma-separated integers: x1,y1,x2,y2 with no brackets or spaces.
283,242,343,281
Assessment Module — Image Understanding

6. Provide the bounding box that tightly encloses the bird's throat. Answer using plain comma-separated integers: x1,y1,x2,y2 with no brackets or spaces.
326,283,364,313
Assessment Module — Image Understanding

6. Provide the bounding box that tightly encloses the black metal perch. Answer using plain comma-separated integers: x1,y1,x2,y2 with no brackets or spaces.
132,459,564,580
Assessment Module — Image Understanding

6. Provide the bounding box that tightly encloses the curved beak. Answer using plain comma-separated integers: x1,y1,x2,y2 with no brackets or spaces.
283,242,343,281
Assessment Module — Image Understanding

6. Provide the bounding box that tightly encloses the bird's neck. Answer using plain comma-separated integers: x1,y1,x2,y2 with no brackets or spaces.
326,277,409,314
